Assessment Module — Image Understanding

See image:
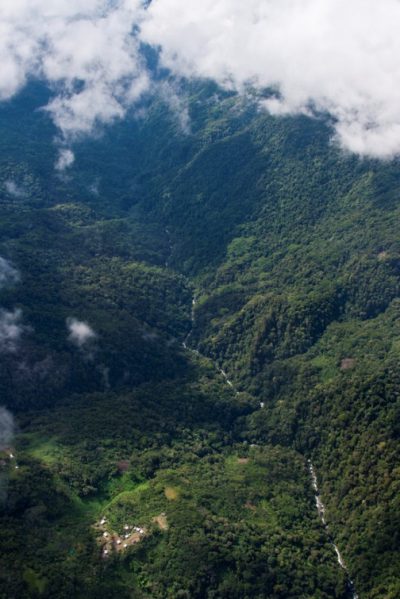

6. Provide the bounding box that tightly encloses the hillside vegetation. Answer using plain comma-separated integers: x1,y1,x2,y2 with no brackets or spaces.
0,82,399,598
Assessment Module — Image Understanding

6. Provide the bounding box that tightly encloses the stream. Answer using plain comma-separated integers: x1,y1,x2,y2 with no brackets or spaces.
181,294,241,395
308,461,359,599
183,294,359,598
166,230,359,596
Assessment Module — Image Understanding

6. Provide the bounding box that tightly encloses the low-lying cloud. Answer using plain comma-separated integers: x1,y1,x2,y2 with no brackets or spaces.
55,148,75,172
0,407,14,504
143,0,400,158
4,180,28,199
0,407,14,451
0,0,149,146
0,257,19,289
0,257,25,353
1,0,400,158
67,317,96,348
0,309,24,353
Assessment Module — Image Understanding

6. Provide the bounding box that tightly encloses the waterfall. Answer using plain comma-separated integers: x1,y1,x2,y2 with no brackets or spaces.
308,461,359,599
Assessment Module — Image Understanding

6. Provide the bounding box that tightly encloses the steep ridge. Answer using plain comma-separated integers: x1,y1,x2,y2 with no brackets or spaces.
150,97,400,597
178,249,361,598
183,279,360,597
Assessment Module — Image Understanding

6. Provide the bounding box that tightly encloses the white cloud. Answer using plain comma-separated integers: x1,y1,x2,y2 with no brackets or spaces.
0,407,14,450
88,179,100,196
0,257,19,289
158,81,191,134
142,0,400,158
0,308,24,353
0,406,14,502
55,148,75,171
67,317,96,347
0,0,149,141
4,180,28,198
1,0,400,157
0,258,23,353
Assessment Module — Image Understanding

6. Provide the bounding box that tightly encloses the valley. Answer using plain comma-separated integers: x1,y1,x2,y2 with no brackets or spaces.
0,82,399,598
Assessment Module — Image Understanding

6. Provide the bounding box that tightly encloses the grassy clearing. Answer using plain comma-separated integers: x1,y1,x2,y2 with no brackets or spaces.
20,433,62,465
107,482,151,509
311,354,338,382
164,486,180,501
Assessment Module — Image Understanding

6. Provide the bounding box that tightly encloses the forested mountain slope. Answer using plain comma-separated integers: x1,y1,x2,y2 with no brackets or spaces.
141,89,400,598
0,82,399,598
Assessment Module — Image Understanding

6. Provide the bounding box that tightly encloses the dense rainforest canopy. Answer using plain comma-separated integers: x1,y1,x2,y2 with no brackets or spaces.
0,80,399,599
